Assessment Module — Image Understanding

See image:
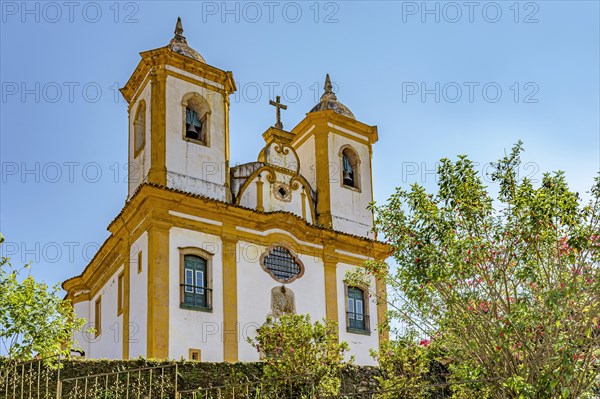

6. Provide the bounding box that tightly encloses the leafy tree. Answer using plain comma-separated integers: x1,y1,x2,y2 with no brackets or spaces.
247,314,351,397
371,338,431,399
352,143,600,398
0,234,85,361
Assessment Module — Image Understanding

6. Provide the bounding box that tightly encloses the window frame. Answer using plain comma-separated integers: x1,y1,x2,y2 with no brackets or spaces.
344,283,371,335
189,348,201,361
339,145,361,192
259,243,305,284
137,251,143,274
117,271,124,316
179,247,213,312
133,100,146,157
94,296,102,338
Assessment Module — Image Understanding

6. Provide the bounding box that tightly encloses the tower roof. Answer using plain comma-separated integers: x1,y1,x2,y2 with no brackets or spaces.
309,74,355,119
167,17,205,63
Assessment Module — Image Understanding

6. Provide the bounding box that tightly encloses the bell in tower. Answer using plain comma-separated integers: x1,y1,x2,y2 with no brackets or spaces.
185,107,204,142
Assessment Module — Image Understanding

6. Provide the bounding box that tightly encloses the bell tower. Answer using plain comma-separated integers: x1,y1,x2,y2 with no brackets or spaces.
291,75,378,238
121,18,237,201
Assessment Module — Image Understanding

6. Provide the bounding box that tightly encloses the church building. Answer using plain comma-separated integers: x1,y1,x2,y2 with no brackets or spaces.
62,18,390,366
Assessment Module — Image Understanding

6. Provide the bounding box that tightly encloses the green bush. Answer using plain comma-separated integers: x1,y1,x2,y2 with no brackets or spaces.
248,314,352,397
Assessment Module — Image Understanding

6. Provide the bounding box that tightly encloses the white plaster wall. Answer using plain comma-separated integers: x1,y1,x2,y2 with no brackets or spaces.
239,179,257,210
168,227,224,361
239,172,309,221
336,263,379,366
328,134,374,238
72,300,90,356
128,84,152,197
129,232,148,358
236,239,327,361
88,265,124,359
294,135,317,189
165,72,227,201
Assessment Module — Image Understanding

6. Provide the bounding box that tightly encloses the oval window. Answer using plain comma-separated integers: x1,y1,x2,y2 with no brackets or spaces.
260,245,304,283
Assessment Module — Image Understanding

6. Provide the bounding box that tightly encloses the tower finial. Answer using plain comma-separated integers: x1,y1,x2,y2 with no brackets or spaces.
324,74,333,93
175,17,184,37
320,74,337,101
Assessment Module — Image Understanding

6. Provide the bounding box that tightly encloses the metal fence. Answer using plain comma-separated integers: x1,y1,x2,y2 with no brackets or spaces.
0,358,178,399
0,355,62,399
58,364,178,399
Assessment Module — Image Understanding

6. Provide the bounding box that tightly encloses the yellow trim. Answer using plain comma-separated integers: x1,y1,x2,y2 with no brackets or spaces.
189,348,202,361
262,126,295,145
128,73,152,114
223,81,232,202
369,147,376,238
122,246,130,359
148,67,167,186
69,292,90,305
137,251,143,274
291,110,378,147
117,271,124,316
94,296,102,338
62,185,392,353
256,177,264,212
121,47,236,104
167,69,228,96
376,276,389,344
133,100,147,158
147,222,170,359
222,237,238,362
63,184,391,298
301,190,306,220
234,165,317,224
323,260,338,325
314,128,332,227
291,126,315,149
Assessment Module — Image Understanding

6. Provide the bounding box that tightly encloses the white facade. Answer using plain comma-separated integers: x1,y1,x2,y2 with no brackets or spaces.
65,19,387,366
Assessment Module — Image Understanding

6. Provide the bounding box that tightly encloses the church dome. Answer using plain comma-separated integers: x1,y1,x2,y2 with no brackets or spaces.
167,17,205,63
309,74,355,119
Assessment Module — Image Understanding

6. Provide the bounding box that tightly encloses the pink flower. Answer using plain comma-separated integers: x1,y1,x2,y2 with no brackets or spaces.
419,339,430,347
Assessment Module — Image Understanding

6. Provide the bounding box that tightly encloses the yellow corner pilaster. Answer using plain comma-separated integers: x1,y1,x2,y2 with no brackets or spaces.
122,240,131,359
224,90,232,202
222,236,239,362
324,261,338,325
323,244,338,325
314,129,332,228
147,223,170,359
375,276,389,344
149,67,167,186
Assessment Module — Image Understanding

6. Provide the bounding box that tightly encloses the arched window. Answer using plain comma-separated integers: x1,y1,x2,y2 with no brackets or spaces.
347,286,369,332
182,94,210,145
340,146,360,190
134,101,146,155
182,254,210,309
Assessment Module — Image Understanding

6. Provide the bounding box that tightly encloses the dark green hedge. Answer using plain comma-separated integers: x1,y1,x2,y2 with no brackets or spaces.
1,358,381,396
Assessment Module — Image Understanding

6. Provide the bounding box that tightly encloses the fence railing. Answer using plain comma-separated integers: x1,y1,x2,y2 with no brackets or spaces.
58,364,178,399
0,355,62,399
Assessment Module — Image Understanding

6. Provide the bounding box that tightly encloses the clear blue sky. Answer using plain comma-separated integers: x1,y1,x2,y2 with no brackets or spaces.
1,1,598,289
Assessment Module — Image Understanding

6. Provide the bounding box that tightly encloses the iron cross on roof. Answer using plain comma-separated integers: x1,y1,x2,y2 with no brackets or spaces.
269,95,287,130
